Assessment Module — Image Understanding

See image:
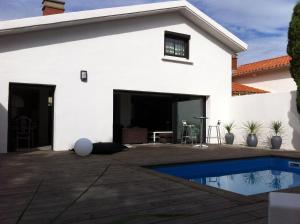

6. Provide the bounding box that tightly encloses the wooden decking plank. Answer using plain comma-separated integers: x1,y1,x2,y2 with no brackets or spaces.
1,145,299,224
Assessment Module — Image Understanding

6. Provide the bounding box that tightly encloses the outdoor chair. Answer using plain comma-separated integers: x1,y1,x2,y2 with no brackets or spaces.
15,116,33,150
207,120,221,144
181,120,197,144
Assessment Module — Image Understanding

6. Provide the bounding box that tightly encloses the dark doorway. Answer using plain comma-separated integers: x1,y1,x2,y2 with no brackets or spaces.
113,90,206,144
8,83,55,152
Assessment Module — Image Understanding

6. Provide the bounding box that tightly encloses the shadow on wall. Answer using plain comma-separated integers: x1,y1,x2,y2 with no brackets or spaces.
0,103,8,153
0,13,230,55
288,91,300,150
0,14,178,53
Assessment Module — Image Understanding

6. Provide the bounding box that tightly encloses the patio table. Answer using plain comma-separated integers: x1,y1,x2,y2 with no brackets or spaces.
150,131,173,143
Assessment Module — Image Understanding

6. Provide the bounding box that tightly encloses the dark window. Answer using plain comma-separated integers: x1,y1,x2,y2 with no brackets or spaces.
164,31,190,59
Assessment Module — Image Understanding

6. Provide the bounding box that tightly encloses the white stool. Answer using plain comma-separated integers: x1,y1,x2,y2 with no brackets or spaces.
207,120,221,144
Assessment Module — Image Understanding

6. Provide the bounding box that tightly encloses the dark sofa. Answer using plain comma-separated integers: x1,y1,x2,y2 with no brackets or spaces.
122,127,148,144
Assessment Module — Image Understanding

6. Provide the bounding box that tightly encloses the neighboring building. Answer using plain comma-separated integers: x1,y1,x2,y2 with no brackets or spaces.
232,82,269,96
231,55,300,150
0,0,247,153
232,55,296,94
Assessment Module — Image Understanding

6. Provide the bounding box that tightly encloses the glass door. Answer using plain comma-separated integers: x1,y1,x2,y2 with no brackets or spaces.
175,98,205,143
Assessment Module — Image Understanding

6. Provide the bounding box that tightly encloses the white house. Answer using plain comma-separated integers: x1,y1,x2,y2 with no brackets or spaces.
0,0,247,153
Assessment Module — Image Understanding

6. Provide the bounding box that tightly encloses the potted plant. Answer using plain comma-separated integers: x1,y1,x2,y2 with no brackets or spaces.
243,121,262,147
270,121,283,150
224,122,235,144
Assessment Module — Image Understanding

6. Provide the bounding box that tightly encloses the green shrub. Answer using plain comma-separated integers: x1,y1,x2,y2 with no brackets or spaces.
243,121,262,134
224,122,235,134
271,121,283,136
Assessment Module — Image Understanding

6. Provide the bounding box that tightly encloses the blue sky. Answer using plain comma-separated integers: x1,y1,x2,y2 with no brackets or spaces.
0,0,298,64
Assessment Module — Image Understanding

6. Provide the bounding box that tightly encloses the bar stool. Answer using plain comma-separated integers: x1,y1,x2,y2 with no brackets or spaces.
181,120,197,144
207,120,221,144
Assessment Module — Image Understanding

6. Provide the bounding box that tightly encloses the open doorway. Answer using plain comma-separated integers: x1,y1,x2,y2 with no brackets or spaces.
113,90,206,144
8,83,55,152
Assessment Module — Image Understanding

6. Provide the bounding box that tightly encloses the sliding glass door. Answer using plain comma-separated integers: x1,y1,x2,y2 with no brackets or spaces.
175,98,205,143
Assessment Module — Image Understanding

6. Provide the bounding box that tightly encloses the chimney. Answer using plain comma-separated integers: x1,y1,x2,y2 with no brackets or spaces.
232,54,238,74
42,0,65,16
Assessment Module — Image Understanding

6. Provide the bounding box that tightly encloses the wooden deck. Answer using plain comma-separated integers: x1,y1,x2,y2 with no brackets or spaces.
1,144,300,224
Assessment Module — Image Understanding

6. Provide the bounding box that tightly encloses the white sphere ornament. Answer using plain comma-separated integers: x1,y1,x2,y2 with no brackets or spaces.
74,138,93,156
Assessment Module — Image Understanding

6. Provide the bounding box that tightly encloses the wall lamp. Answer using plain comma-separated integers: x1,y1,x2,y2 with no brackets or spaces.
80,70,88,82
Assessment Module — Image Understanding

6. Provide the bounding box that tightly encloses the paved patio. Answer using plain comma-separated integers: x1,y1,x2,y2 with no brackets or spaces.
1,144,300,224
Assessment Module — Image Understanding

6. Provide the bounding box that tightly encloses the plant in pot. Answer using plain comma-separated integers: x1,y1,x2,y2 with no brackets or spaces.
243,121,262,147
270,121,283,150
224,122,235,144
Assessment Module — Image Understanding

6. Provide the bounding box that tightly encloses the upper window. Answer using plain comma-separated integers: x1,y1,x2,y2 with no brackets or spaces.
164,31,190,59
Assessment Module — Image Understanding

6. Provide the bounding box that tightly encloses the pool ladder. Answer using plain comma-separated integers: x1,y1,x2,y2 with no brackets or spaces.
289,161,300,168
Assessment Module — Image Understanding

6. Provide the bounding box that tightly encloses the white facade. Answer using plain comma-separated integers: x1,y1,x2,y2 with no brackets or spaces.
233,68,297,93
0,1,246,153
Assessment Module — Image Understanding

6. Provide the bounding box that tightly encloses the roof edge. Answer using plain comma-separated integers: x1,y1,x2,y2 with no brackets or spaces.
232,82,269,94
181,1,247,52
233,55,291,78
0,0,247,52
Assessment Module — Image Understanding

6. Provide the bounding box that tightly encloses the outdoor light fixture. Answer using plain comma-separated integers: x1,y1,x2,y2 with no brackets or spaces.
80,70,88,82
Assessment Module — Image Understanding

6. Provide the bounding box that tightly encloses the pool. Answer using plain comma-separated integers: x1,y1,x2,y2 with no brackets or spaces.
151,156,300,196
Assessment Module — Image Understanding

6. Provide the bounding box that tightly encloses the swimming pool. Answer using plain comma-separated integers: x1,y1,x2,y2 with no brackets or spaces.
151,156,300,196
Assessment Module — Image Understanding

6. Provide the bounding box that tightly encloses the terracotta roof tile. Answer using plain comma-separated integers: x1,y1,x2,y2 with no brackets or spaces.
233,55,291,78
232,82,269,95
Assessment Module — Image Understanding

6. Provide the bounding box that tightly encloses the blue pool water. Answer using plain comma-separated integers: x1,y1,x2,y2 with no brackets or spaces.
151,156,300,196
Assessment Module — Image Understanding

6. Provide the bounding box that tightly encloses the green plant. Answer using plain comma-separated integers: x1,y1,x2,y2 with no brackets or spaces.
287,2,300,113
224,122,235,134
271,121,283,136
243,121,262,134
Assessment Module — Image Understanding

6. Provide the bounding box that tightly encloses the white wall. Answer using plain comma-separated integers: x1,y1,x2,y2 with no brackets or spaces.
229,91,300,150
0,12,233,152
233,69,297,93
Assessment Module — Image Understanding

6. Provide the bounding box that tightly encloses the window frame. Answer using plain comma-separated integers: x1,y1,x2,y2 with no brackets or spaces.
164,31,190,59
